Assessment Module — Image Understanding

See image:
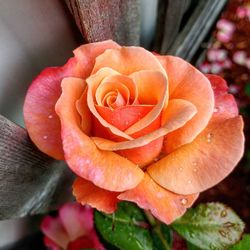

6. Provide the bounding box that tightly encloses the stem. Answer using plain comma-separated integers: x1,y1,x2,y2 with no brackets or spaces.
144,210,172,250
144,210,157,227
154,223,171,250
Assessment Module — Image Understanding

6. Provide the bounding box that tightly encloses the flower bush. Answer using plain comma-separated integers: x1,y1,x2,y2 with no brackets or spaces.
24,40,244,224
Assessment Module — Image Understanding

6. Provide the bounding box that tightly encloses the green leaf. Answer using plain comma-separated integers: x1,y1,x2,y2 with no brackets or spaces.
187,242,203,250
229,234,250,250
244,82,250,96
94,202,153,250
152,223,173,250
172,203,245,250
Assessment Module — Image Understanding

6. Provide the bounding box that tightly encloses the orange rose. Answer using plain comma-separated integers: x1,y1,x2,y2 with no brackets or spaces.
24,40,244,224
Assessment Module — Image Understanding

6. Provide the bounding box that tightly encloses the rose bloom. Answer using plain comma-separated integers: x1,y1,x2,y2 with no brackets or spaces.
41,203,104,250
24,40,244,224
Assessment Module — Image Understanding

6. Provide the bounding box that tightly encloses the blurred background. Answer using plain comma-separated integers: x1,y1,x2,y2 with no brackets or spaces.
0,0,249,248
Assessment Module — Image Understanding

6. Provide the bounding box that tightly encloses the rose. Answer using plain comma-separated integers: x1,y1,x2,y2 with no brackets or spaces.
41,203,104,250
24,40,244,224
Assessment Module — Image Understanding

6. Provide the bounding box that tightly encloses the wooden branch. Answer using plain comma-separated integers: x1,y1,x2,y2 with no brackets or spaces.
153,0,191,53
166,0,227,60
0,115,74,220
64,0,140,45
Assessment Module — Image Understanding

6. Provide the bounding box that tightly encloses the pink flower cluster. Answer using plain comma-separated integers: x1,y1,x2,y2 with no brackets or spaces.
41,203,104,250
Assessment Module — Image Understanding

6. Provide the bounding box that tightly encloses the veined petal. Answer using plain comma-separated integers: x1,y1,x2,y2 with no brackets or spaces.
23,57,84,160
73,177,119,214
148,116,244,194
118,174,199,224
55,77,144,192
157,55,214,153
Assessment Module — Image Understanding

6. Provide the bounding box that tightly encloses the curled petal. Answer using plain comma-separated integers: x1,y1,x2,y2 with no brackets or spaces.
73,177,119,214
118,138,164,167
92,46,166,76
23,57,84,159
94,105,163,167
118,174,199,224
87,67,133,140
148,116,244,194
95,105,154,133
92,99,197,151
157,55,214,153
73,40,120,78
95,74,138,107
125,70,168,135
55,77,144,191
76,87,92,135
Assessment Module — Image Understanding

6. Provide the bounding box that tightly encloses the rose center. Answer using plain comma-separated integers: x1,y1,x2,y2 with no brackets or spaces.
102,89,127,109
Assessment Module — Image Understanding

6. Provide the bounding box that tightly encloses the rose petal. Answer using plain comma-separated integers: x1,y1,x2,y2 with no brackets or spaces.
157,55,214,153
94,105,163,167
206,74,238,120
95,74,138,107
67,233,105,250
55,77,144,191
118,174,199,224
95,105,154,132
148,116,244,194
44,236,60,250
73,177,119,213
59,203,93,241
87,67,133,140
76,87,92,135
73,40,120,78
23,57,84,159
92,46,166,76
92,99,197,151
125,70,168,135
41,216,69,249
118,138,164,167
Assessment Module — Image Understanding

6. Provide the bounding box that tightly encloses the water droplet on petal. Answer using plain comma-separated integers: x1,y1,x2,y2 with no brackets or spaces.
188,180,192,184
213,107,220,113
179,167,183,171
48,114,53,119
207,133,214,143
154,157,159,162
180,198,188,205
192,161,197,166
43,135,48,140
193,168,198,172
